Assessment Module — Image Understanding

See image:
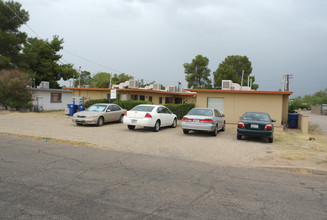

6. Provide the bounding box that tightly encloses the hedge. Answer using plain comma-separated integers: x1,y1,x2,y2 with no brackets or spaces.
84,99,108,109
115,100,153,110
164,103,195,119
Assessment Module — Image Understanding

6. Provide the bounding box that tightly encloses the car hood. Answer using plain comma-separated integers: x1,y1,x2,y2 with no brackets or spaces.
74,111,102,117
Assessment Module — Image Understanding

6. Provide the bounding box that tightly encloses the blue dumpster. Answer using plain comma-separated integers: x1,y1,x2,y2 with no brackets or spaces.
67,104,77,116
288,113,299,128
77,104,85,111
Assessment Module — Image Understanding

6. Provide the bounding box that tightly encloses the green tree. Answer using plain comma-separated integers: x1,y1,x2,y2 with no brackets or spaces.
89,72,111,88
213,55,258,90
0,0,29,69
184,55,212,89
21,36,77,88
111,73,133,86
74,70,91,87
0,69,32,110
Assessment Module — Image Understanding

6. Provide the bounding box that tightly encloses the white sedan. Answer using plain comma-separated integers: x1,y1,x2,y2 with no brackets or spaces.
123,105,177,132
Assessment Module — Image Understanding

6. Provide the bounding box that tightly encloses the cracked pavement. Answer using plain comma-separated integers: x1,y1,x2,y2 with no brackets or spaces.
1,136,327,219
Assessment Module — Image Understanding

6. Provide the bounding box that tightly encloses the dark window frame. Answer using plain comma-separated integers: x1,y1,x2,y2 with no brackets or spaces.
50,93,62,103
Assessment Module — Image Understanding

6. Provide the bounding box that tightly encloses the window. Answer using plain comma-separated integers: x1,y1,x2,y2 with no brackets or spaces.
51,93,62,103
149,96,153,102
159,97,163,104
165,97,171,104
131,95,138,100
175,98,182,104
140,95,145,101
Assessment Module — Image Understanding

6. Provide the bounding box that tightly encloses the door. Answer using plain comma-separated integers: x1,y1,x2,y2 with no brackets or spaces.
207,98,224,114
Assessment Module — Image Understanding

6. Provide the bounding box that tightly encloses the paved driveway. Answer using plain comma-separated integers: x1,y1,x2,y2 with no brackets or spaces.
0,111,278,167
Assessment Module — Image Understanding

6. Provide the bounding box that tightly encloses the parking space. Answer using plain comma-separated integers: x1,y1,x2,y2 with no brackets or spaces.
0,111,278,167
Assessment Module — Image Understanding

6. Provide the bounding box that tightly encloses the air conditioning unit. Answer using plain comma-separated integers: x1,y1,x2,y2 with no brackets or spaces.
153,83,161,90
72,96,84,105
129,80,139,88
222,80,232,90
167,86,176,92
39,81,49,89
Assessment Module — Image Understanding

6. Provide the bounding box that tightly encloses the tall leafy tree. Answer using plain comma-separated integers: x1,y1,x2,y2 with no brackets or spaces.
89,72,111,88
74,70,91,87
213,55,258,90
21,36,77,88
0,0,29,69
184,54,212,89
111,73,133,86
0,69,31,110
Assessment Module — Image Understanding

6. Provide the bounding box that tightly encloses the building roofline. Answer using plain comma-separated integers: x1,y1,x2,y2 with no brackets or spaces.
63,87,197,96
29,88,72,93
184,89,293,95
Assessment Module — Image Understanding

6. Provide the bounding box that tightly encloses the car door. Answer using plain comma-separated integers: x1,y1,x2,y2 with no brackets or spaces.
104,105,115,122
214,109,224,130
156,107,169,126
112,105,122,121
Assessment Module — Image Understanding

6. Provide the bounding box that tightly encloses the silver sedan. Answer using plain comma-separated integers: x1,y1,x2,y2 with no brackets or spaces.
181,108,225,136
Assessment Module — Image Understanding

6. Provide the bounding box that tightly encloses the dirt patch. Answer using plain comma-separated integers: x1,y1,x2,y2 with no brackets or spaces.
0,110,326,170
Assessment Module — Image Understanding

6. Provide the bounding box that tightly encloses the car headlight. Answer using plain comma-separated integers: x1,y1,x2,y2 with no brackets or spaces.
88,115,97,119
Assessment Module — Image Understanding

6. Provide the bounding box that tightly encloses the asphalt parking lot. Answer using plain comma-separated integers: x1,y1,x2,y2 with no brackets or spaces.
0,111,281,167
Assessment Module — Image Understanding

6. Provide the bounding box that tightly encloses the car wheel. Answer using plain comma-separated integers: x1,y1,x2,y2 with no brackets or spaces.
97,117,104,126
171,118,177,128
76,123,82,126
119,114,124,123
221,122,225,131
153,120,160,132
128,125,135,130
268,137,273,143
183,129,189,134
237,134,242,140
212,125,218,136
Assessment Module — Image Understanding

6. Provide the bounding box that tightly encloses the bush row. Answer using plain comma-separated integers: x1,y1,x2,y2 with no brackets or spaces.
115,100,153,110
164,103,195,119
84,99,108,109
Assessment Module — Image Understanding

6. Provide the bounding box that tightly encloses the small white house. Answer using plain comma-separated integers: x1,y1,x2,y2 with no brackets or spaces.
30,88,72,111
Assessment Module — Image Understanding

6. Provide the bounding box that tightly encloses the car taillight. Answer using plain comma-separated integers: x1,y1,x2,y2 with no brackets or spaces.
145,113,152,118
265,124,273,130
238,122,245,127
182,117,193,122
199,119,213,123
124,112,127,116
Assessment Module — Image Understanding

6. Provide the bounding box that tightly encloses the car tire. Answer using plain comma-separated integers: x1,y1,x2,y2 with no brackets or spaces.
153,120,160,132
268,137,273,143
119,115,124,123
171,118,177,128
97,117,104,127
221,122,225,131
76,123,82,126
128,125,135,130
183,129,189,134
212,125,218,136
237,134,242,140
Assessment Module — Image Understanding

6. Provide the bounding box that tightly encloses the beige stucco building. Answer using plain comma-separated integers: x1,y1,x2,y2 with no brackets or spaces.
66,87,197,105
186,89,293,127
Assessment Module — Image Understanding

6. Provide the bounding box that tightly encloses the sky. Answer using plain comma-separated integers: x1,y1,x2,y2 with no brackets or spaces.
17,0,327,97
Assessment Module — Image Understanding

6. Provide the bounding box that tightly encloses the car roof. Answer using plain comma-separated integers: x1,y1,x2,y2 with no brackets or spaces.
136,104,164,107
243,111,270,115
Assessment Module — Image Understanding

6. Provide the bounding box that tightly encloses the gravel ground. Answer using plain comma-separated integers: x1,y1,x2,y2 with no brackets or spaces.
0,111,321,168
299,110,327,133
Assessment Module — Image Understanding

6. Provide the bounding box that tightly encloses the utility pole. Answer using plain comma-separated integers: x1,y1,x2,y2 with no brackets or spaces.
283,74,293,91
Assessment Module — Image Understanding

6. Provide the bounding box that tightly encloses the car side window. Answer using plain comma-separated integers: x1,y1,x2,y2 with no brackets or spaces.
108,105,114,111
113,105,121,111
157,107,165,114
163,107,170,114
214,109,220,117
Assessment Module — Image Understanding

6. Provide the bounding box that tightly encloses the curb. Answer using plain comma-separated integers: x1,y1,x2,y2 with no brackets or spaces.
257,165,327,175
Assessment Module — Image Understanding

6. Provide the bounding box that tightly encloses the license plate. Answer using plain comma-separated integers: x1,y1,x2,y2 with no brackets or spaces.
251,124,259,129
131,119,137,123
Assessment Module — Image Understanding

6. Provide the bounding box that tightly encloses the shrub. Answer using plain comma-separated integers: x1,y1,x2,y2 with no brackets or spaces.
115,100,153,110
84,99,108,109
164,103,195,119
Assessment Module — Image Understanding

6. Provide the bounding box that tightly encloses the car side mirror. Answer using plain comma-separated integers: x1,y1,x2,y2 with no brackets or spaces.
107,109,111,112
272,120,276,122
221,114,225,117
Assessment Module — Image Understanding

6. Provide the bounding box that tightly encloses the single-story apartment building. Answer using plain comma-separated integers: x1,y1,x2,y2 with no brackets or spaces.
30,88,73,111
185,89,293,127
64,87,197,105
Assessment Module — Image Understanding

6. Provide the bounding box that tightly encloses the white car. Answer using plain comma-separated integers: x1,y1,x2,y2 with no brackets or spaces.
123,104,177,132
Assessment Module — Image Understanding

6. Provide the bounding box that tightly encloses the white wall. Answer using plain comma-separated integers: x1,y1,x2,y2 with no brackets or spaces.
32,90,72,111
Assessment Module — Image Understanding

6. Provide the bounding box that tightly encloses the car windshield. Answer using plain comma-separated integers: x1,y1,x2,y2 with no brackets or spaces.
188,109,213,116
86,105,107,112
242,113,270,122
131,106,155,112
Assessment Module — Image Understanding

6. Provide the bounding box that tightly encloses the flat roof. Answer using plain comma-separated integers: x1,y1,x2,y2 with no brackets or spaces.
185,89,293,95
29,88,72,93
63,87,197,96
